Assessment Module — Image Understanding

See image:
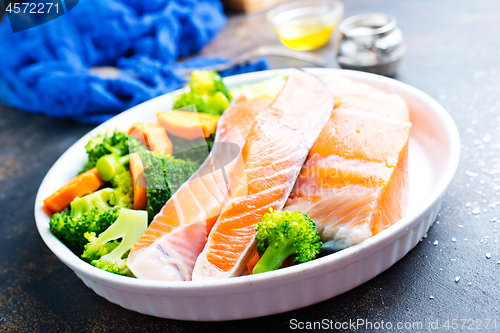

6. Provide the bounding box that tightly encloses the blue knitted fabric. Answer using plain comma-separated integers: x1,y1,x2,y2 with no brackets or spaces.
0,0,268,123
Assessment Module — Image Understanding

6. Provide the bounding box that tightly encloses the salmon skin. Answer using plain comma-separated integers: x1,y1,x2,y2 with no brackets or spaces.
127,98,271,281
284,75,411,250
192,71,334,280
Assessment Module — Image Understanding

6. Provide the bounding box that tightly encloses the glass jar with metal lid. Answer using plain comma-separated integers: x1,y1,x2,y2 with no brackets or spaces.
336,13,406,77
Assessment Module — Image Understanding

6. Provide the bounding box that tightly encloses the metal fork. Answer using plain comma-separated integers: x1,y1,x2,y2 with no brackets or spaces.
91,46,328,79
177,45,328,76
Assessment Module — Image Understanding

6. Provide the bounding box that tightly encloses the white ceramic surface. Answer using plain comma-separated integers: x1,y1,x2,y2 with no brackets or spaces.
34,68,460,321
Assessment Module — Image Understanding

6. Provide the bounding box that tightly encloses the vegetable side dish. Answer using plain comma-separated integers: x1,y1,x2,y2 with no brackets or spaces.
44,70,411,281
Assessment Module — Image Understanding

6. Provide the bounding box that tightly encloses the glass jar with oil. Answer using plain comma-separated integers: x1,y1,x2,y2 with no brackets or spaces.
267,0,344,51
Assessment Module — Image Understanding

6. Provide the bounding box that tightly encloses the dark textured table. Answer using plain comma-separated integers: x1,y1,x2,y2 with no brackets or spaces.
1,0,500,332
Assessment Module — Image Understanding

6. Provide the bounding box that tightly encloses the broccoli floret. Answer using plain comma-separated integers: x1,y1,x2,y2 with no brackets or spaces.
95,152,134,209
212,75,230,100
82,129,129,172
69,188,115,217
49,188,120,252
81,236,121,261
173,70,231,116
144,151,198,220
206,92,230,116
130,139,198,220
170,133,214,166
96,153,131,181
190,70,229,99
50,209,120,252
109,168,134,209
81,208,148,277
173,91,208,113
252,209,322,274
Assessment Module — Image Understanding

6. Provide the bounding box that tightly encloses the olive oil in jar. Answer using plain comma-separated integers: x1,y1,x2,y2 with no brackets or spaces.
267,1,344,51
274,21,339,50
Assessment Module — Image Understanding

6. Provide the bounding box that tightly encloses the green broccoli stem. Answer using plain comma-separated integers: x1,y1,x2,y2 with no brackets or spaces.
118,155,130,165
252,239,297,274
96,154,130,181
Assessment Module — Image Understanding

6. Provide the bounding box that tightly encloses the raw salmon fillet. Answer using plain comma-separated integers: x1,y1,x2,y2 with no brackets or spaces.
192,71,334,280
284,75,411,249
127,98,271,281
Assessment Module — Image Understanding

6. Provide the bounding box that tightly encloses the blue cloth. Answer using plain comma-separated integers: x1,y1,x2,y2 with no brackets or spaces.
0,0,268,123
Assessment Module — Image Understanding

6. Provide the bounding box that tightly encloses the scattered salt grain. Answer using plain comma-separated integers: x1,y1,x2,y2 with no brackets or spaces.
466,170,479,177
465,202,472,207
484,167,499,175
468,282,472,286
434,240,439,246
459,225,463,228
452,238,457,242
455,277,460,283
486,253,492,259
429,296,434,300
472,207,481,215
483,134,492,143
473,70,486,79
451,259,456,261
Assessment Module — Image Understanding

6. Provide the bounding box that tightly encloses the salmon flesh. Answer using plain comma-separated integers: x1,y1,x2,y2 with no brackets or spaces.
192,71,334,280
284,75,411,250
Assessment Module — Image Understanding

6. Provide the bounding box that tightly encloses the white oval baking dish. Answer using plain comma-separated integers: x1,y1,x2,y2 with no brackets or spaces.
35,68,460,321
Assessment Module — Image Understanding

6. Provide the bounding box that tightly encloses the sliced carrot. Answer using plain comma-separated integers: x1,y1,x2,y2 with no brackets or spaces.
130,153,147,210
157,111,219,140
246,253,260,275
128,122,173,154
43,167,105,213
